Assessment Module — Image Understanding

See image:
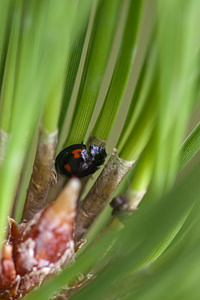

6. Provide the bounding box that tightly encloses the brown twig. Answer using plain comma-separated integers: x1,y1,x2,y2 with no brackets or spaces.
74,149,135,242
45,174,66,206
22,127,58,221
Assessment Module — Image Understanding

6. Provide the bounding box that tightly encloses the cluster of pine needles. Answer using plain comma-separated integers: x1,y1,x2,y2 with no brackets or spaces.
0,0,200,299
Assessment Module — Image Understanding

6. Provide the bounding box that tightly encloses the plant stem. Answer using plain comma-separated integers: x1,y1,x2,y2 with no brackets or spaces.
74,149,134,242
22,127,58,221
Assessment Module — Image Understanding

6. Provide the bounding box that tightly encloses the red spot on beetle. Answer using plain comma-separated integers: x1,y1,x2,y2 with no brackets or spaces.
72,149,82,159
64,163,71,172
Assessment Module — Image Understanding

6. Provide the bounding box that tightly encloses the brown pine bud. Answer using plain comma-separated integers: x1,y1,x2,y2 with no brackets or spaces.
0,178,80,299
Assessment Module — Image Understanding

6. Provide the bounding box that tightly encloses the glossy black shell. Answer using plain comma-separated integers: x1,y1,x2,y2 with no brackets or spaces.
55,143,107,178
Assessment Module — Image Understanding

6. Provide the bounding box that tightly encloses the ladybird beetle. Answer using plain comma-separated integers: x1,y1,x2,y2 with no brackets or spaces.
55,143,107,178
